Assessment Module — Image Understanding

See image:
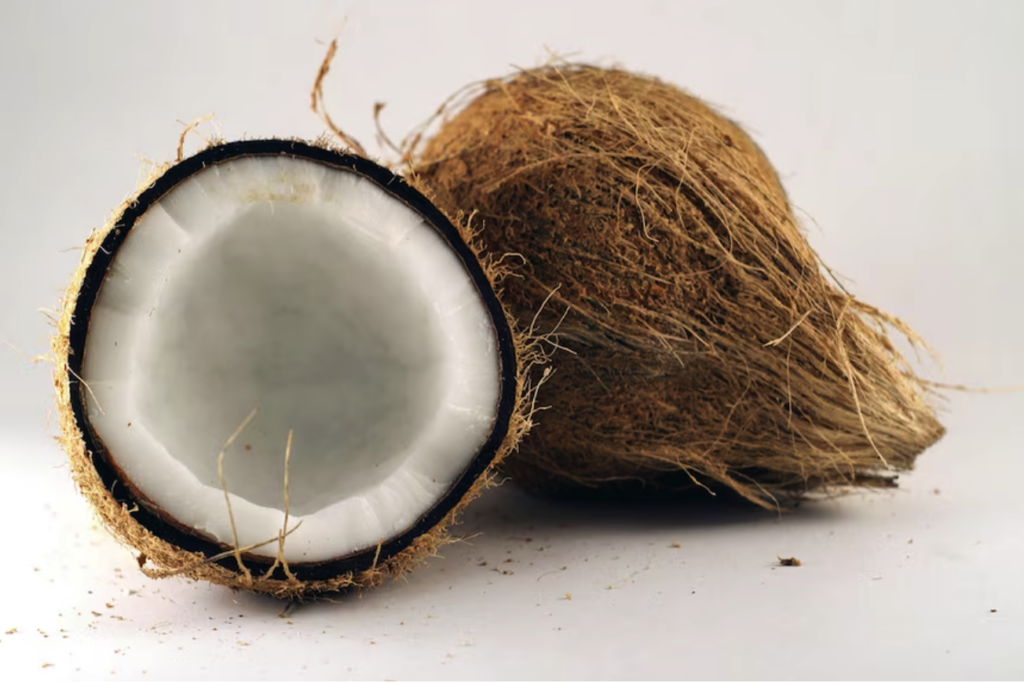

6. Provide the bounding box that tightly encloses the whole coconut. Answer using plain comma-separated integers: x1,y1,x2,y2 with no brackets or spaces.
410,64,944,506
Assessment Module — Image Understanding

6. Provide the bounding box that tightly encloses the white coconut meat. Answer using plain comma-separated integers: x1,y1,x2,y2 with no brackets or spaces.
81,154,500,563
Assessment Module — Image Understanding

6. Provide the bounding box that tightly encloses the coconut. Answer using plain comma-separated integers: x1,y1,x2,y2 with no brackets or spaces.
53,138,536,598
409,65,945,506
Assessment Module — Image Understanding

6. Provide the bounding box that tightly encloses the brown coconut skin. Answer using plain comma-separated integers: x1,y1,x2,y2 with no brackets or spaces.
411,65,945,506
53,139,536,599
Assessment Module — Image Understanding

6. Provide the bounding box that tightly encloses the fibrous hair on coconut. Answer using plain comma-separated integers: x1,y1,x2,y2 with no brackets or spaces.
408,64,945,506
53,134,542,599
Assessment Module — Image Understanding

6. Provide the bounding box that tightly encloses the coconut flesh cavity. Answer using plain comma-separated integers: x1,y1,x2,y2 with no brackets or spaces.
56,140,523,596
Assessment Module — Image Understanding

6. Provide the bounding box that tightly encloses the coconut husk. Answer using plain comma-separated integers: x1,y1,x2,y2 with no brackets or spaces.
409,64,945,507
52,136,543,599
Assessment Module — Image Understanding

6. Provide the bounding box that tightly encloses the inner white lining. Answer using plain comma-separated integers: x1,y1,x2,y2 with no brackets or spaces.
82,154,500,562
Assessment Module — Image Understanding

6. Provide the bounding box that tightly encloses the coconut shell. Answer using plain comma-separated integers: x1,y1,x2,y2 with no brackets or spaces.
410,65,945,506
52,138,539,599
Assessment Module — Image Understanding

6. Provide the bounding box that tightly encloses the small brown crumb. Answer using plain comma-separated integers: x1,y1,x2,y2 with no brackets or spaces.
778,557,802,567
105,603,114,609
42,663,54,669
564,593,572,600
477,561,488,567
5,628,16,635
669,542,681,548
245,444,252,451
238,641,249,646
91,611,102,617
990,609,998,613
933,488,941,495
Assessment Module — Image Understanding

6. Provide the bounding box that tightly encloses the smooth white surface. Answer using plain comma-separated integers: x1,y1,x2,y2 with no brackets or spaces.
1,0,1022,679
82,154,500,561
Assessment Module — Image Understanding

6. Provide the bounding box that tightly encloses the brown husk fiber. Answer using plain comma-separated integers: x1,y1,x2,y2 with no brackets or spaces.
409,64,945,507
52,137,541,599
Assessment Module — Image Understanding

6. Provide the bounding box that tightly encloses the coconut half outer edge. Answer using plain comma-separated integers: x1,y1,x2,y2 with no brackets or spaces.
52,138,536,599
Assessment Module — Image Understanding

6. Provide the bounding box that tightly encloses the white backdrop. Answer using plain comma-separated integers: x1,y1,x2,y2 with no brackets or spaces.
1,1,1022,679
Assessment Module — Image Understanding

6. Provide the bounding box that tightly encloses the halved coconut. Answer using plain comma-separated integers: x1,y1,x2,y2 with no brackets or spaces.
54,139,525,598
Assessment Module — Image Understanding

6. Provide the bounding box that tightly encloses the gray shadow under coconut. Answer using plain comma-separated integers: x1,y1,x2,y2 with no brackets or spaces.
215,482,848,615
